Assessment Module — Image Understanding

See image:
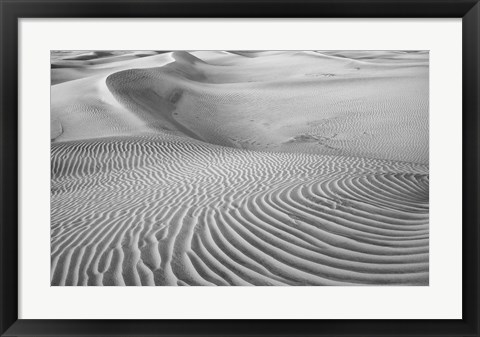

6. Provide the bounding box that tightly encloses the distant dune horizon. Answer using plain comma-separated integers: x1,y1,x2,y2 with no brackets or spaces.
51,50,429,286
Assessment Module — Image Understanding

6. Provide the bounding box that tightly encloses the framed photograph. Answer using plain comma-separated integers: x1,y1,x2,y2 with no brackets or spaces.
1,0,478,336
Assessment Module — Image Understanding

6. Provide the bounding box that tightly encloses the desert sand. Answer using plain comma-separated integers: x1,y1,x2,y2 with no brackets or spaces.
51,50,429,286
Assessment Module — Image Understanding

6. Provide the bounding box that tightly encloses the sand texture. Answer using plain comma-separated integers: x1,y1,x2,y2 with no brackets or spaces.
51,50,429,286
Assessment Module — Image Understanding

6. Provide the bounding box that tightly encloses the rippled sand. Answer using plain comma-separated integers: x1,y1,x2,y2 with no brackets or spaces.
51,50,429,286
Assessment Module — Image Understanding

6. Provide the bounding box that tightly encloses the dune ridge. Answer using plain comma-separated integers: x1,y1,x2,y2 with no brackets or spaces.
103,50,428,163
51,51,429,286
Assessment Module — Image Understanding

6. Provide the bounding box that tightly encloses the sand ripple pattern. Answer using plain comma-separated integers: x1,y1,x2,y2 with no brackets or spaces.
51,136,428,286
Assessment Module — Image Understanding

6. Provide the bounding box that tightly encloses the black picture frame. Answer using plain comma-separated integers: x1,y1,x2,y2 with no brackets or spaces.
1,0,478,336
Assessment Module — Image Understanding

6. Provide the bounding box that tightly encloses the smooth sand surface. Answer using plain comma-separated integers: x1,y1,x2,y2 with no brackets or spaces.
51,51,429,286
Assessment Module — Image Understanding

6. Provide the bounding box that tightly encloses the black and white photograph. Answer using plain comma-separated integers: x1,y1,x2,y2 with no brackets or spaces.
50,50,429,286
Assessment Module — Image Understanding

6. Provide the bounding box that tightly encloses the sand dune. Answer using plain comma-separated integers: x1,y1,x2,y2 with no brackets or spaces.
51,51,429,286
51,52,175,141
104,50,428,163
